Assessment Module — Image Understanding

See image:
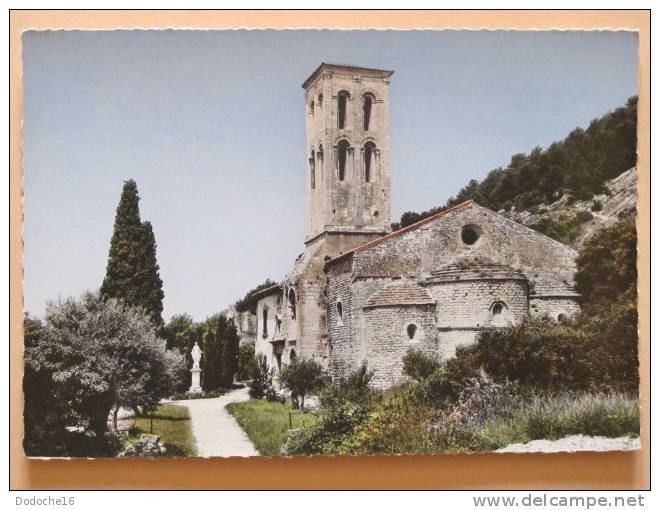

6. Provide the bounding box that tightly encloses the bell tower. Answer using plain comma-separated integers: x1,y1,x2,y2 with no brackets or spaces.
302,63,393,244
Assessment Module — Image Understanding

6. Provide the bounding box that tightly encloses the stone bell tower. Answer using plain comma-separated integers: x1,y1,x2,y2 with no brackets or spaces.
302,63,393,244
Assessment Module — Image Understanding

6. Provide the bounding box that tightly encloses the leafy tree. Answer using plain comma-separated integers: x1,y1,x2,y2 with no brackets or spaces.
248,353,270,399
393,97,637,230
24,292,185,449
201,314,240,391
279,358,326,410
237,342,256,381
101,180,164,325
576,216,637,313
234,278,277,313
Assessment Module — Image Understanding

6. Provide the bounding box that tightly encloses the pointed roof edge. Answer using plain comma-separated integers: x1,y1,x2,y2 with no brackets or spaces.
324,200,475,270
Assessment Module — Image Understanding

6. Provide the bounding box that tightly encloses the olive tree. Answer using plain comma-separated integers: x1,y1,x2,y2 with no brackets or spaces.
24,291,186,438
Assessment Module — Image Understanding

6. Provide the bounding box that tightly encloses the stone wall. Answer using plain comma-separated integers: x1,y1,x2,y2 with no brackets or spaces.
363,304,437,389
530,297,581,321
428,278,529,329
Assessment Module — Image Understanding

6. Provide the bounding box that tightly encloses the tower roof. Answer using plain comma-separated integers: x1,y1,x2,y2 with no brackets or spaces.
302,63,394,89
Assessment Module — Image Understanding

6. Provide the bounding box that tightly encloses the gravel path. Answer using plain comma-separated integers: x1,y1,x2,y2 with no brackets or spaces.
173,386,259,457
496,434,640,453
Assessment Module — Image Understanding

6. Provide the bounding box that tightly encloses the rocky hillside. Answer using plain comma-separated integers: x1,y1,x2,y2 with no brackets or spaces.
503,167,637,249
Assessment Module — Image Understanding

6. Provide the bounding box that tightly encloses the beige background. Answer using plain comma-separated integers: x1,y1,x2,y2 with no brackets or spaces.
9,9,650,490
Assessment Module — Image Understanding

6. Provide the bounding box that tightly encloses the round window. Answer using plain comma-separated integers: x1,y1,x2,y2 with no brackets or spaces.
461,224,482,245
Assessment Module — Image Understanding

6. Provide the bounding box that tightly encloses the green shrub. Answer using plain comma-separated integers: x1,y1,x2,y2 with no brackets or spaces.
248,353,270,399
237,342,256,381
279,358,326,409
591,199,603,212
402,348,440,381
337,362,376,404
528,210,593,245
467,308,638,393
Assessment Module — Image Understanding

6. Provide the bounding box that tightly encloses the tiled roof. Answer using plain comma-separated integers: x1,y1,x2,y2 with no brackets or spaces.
364,280,435,309
528,273,579,297
324,200,475,269
425,257,527,283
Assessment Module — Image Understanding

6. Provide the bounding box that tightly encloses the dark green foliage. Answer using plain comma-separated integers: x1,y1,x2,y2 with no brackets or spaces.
393,97,637,230
237,342,257,381
591,200,603,212
234,279,278,313
249,353,270,399
463,310,638,392
160,313,200,354
279,358,326,410
23,293,185,455
528,210,594,244
402,348,440,381
576,216,637,313
201,314,240,391
336,362,375,405
408,349,481,407
101,180,164,326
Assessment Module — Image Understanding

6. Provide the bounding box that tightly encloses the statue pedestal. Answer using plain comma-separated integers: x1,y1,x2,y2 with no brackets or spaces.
189,367,202,394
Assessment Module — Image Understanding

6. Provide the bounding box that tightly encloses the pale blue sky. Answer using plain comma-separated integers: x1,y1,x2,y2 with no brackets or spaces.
23,29,638,321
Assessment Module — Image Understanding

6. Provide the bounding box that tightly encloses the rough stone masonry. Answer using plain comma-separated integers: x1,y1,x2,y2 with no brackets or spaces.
248,63,580,389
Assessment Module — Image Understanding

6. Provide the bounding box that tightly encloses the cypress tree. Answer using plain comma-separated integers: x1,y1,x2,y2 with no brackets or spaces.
101,180,164,326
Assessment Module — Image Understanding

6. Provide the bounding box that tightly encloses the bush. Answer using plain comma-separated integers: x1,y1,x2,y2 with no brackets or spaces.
336,362,376,404
248,353,270,399
279,359,326,410
402,349,440,381
237,342,256,381
464,311,638,393
591,199,603,212
23,292,185,455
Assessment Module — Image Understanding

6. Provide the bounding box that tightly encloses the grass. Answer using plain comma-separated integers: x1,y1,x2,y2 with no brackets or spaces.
227,399,320,456
476,392,640,450
133,404,197,457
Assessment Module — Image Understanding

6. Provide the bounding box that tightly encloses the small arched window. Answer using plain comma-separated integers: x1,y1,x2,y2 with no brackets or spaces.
557,313,567,324
337,140,350,181
337,91,349,129
309,100,315,116
289,349,297,364
288,288,297,320
407,324,417,340
318,93,323,107
490,301,507,326
363,94,373,131
363,142,376,182
309,150,316,190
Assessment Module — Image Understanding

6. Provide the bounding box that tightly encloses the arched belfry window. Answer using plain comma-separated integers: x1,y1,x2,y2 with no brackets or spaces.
363,142,376,182
363,94,374,131
309,150,316,190
337,91,349,129
337,140,350,181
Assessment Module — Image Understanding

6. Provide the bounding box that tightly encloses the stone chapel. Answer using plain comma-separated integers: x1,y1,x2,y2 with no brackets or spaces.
250,63,581,389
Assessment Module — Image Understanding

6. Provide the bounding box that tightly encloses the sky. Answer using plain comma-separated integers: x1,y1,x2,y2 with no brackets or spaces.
22,29,639,321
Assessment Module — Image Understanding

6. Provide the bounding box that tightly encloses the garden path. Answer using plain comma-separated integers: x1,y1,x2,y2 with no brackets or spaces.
174,386,259,457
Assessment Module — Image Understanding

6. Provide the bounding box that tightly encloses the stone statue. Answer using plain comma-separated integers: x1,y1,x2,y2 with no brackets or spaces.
191,342,202,369
189,342,203,394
